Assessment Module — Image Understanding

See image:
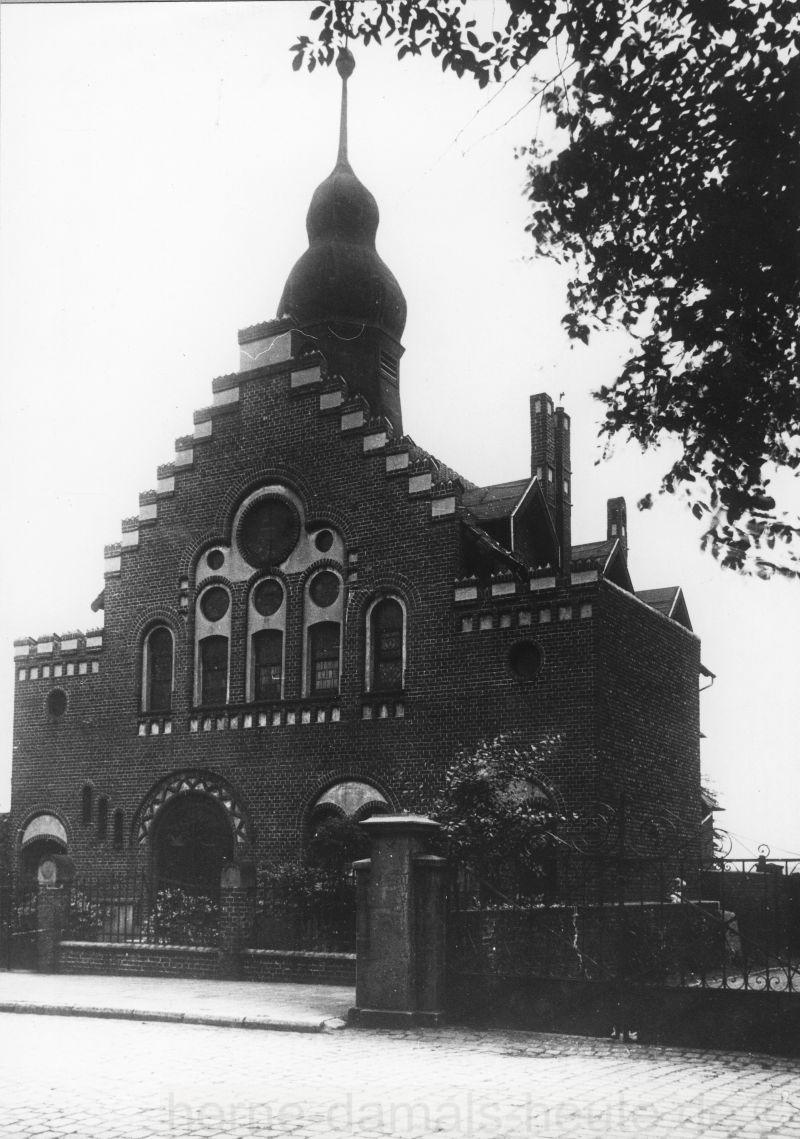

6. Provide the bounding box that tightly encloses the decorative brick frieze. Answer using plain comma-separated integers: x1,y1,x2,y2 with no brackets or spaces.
361,698,406,721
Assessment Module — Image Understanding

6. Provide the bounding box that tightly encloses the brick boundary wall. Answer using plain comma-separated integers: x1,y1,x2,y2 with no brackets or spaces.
58,941,222,979
242,948,355,985
56,941,355,985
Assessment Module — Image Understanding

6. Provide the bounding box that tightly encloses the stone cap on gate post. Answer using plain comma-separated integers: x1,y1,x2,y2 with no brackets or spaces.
359,814,441,842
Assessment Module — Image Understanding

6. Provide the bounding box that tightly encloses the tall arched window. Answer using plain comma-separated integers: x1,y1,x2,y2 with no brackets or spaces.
143,626,173,712
199,635,228,706
309,622,340,695
252,629,283,701
368,597,406,691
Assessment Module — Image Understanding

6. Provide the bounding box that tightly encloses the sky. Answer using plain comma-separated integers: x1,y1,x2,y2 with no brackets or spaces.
1,1,798,858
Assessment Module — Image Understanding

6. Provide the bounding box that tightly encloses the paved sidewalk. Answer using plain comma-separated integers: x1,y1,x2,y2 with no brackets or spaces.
0,970,352,1032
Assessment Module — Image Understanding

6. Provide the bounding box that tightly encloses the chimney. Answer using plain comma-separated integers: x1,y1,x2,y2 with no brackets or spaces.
607,496,628,559
554,406,572,575
530,393,557,515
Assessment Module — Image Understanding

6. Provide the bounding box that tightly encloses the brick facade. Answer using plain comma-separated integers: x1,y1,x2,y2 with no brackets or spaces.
8,61,703,888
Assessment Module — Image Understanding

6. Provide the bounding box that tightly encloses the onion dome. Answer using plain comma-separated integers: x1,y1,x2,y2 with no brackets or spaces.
278,49,407,342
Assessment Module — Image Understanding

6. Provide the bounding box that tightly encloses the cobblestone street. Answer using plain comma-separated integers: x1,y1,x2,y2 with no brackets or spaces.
1,1012,798,1138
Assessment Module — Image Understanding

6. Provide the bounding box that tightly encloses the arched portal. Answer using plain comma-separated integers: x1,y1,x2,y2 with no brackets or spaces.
151,793,233,895
19,813,68,887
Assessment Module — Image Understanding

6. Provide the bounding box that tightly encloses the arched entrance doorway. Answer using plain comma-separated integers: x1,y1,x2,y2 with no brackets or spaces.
151,793,233,896
19,813,68,888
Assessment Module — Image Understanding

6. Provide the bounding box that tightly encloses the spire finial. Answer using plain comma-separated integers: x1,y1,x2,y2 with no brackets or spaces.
336,47,355,167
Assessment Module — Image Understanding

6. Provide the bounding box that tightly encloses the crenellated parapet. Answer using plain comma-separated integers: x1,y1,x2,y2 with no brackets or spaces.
14,627,103,682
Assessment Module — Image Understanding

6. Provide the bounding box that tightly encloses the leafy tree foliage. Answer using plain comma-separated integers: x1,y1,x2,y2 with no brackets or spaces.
293,1,800,577
430,734,564,898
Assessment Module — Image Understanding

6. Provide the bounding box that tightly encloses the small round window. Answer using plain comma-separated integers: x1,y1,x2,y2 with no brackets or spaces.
200,586,230,622
508,641,543,680
314,529,334,553
309,571,340,608
206,549,225,571
253,579,284,617
46,689,67,718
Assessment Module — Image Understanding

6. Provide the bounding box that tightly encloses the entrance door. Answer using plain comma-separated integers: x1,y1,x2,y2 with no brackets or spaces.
152,793,233,896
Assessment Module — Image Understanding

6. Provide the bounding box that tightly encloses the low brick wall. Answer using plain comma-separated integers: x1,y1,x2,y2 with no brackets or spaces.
56,941,355,985
242,948,355,985
58,941,222,979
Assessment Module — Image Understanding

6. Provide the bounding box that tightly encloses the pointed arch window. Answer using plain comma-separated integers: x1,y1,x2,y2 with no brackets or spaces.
252,629,283,701
199,635,228,706
309,622,340,695
143,626,174,712
367,596,406,692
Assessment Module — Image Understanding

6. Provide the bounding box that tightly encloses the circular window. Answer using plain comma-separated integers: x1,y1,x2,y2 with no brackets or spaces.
200,586,230,622
253,579,284,617
238,497,300,568
46,689,67,717
508,641,543,680
309,571,340,608
206,549,225,571
314,529,334,553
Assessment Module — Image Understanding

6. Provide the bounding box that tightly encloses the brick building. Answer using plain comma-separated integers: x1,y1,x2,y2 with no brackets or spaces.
8,53,702,891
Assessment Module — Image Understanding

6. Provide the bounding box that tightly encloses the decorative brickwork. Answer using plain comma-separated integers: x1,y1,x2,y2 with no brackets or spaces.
8,59,703,899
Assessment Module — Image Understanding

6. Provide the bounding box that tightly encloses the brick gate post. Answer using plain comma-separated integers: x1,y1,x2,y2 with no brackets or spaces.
36,855,74,973
350,815,447,1026
219,861,256,979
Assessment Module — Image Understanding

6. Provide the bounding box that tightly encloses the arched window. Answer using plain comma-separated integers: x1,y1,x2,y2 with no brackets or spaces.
368,597,405,691
199,636,228,706
252,629,283,701
97,797,108,841
81,785,93,826
143,626,173,712
113,809,124,850
309,622,340,695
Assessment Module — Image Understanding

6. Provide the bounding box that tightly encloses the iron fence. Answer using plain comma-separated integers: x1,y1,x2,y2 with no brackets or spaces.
448,852,800,993
252,872,356,953
64,872,221,948
0,883,39,970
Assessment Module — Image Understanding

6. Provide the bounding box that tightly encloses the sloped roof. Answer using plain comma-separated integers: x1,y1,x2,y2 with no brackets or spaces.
462,479,530,522
637,586,693,630
571,538,615,566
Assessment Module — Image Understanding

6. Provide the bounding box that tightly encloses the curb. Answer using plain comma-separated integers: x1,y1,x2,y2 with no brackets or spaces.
0,1001,347,1034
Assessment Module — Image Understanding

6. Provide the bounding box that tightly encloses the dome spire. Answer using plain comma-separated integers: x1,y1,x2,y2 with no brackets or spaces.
336,47,355,168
